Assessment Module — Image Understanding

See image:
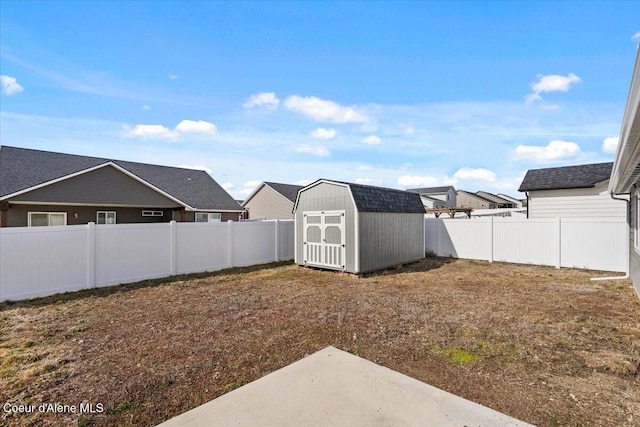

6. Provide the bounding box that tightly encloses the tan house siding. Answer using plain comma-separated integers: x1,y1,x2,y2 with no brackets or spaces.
456,191,492,209
527,181,627,218
244,185,295,219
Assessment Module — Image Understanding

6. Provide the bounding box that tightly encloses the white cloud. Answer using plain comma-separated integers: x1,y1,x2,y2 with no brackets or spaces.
513,140,583,163
142,104,151,110
310,128,337,139
397,175,442,188
294,144,331,157
453,168,496,182
362,135,381,145
526,73,581,103
243,92,280,109
602,136,619,153
169,74,179,80
357,165,372,171
175,120,217,135
222,182,234,190
125,124,180,141
0,75,24,95
632,32,640,42
284,95,369,123
355,178,381,185
244,180,262,188
398,124,415,135
177,164,212,173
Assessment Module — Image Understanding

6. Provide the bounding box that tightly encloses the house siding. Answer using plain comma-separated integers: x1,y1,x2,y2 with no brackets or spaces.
11,165,181,208
358,212,424,273
630,193,640,296
244,185,294,220
4,205,175,227
456,192,494,209
528,181,627,218
294,182,357,272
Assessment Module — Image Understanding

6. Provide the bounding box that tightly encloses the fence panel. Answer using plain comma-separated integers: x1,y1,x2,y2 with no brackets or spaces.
425,218,491,260
277,220,295,260
94,223,172,286
0,225,88,301
560,218,628,272
232,221,276,267
493,218,558,266
175,222,231,275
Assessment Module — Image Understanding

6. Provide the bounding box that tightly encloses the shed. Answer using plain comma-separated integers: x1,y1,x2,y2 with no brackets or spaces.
293,179,426,274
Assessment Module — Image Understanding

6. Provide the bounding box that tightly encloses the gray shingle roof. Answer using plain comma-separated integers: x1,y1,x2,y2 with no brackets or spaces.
406,186,454,194
307,179,425,213
264,182,304,203
518,162,613,192
0,146,242,211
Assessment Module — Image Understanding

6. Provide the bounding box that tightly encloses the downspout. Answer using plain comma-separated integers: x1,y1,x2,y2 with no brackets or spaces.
590,191,631,281
525,192,529,219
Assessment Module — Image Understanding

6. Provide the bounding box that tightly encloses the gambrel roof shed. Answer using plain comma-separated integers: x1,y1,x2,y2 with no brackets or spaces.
293,179,425,274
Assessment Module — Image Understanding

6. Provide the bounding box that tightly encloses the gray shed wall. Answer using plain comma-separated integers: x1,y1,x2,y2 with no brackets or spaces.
294,182,357,272
358,212,425,273
629,193,640,297
11,166,181,208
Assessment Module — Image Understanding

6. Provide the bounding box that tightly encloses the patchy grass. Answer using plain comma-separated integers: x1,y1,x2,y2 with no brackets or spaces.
1,257,639,427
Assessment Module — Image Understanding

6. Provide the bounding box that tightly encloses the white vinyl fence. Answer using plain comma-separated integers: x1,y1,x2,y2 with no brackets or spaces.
0,220,294,302
425,217,628,273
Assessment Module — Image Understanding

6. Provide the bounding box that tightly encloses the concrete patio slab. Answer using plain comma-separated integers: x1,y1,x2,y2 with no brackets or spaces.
158,346,534,427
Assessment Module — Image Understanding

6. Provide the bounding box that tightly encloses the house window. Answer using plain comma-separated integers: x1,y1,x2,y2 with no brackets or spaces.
97,211,116,224
28,212,67,227
142,210,164,217
195,212,222,222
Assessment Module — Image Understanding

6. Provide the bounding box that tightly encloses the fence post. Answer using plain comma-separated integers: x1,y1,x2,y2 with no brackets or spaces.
228,220,234,268
169,221,177,275
87,222,96,288
555,217,561,269
274,220,280,262
488,217,494,263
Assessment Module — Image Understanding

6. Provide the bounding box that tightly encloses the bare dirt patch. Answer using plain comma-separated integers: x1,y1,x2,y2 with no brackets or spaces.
1,257,639,427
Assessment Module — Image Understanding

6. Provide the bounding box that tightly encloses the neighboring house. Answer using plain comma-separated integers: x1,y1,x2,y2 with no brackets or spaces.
475,191,517,208
497,193,525,208
407,186,456,208
293,179,425,274
518,162,627,219
241,181,303,220
456,190,498,209
610,47,640,295
418,195,445,210
0,146,243,227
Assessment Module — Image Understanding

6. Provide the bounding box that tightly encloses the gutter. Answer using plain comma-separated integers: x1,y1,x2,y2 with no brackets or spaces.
590,191,631,281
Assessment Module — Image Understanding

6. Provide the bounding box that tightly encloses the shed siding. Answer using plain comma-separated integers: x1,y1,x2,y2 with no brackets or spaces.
358,212,424,273
11,166,181,208
528,181,627,218
630,193,640,296
245,185,294,219
294,182,357,272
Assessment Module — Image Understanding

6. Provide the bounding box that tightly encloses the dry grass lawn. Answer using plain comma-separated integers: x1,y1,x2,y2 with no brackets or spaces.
1,257,639,427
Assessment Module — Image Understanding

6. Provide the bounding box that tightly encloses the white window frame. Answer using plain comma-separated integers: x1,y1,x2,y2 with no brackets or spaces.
142,210,164,217
27,212,67,227
97,211,117,224
195,212,222,223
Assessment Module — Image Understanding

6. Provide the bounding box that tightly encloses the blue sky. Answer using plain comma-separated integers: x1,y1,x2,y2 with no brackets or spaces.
1,1,639,199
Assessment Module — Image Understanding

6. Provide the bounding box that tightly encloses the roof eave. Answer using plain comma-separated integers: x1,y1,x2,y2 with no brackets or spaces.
611,46,640,194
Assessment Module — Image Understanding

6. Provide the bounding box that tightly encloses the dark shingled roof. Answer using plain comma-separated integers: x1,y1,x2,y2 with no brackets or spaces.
264,182,304,203
0,146,242,211
406,185,454,194
518,162,613,192
304,179,425,213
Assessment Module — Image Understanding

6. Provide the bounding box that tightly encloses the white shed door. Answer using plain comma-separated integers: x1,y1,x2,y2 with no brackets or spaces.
303,210,346,270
